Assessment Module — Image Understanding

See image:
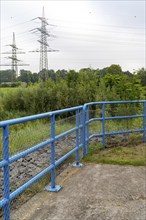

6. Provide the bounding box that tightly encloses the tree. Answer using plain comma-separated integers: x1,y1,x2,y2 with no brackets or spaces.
106,64,122,75
18,69,33,83
0,69,16,83
135,68,146,86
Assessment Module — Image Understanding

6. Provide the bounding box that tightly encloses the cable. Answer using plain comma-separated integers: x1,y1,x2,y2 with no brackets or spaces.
48,17,146,30
1,18,38,31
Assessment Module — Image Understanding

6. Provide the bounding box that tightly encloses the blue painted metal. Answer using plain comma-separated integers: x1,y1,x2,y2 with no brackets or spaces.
0,106,83,127
88,128,145,140
0,100,146,220
86,106,90,153
0,198,8,209
75,110,80,164
88,114,144,123
72,161,84,168
83,100,145,107
3,126,10,220
82,105,87,157
46,114,61,192
79,109,84,149
82,105,90,156
55,145,83,167
45,184,62,192
10,164,54,200
102,103,105,149
143,102,146,142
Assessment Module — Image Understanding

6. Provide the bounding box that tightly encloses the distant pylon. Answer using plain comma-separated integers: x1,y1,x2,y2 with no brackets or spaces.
1,32,29,80
30,7,58,73
11,32,18,75
40,7,48,71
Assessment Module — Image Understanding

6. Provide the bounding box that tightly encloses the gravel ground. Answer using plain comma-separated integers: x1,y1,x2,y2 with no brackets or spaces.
11,163,146,220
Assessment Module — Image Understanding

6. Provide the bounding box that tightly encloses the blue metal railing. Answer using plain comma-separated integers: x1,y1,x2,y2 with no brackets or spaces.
0,100,146,220
83,100,146,155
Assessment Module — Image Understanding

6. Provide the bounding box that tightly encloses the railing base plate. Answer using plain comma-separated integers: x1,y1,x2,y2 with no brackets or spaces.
45,185,62,192
72,162,84,168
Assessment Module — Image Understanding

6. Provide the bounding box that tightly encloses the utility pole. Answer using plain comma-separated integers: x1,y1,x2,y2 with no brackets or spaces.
1,32,29,81
30,7,58,77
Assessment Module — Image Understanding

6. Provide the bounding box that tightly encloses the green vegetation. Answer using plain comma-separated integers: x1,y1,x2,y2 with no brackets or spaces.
0,64,145,157
0,118,75,156
0,65,145,121
83,136,146,166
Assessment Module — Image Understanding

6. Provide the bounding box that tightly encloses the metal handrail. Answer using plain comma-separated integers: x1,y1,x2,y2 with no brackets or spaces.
0,100,146,220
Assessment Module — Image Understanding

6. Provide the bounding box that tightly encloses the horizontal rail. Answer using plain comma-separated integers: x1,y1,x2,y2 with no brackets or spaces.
10,164,54,201
88,128,144,140
0,160,8,168
84,100,145,108
55,127,77,141
0,198,8,209
1,128,78,167
88,114,144,123
9,138,53,164
0,105,83,127
55,143,83,167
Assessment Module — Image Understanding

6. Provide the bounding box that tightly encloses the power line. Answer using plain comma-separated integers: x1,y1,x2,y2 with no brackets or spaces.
48,17,146,30
1,18,37,31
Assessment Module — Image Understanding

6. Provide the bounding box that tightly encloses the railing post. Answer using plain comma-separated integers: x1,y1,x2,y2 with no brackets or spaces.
86,106,90,153
143,101,146,143
102,103,105,149
45,114,61,192
82,104,90,157
79,109,83,148
82,105,86,157
3,126,10,220
72,109,83,167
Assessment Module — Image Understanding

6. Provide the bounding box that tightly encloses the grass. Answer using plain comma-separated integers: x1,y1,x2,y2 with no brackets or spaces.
89,118,143,135
83,141,146,166
0,87,19,93
0,117,75,156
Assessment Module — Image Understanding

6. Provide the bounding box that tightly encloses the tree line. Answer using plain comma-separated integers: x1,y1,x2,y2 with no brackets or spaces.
0,64,145,120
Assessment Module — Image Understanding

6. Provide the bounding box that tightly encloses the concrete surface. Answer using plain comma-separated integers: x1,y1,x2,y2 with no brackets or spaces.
11,163,146,220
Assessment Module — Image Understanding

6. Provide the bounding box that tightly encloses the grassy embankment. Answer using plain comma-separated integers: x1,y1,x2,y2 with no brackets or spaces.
83,133,146,166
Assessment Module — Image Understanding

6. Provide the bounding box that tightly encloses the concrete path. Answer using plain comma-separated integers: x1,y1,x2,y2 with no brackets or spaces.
11,164,146,220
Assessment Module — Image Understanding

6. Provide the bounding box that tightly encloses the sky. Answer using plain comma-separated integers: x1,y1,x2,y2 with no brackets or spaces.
0,0,145,73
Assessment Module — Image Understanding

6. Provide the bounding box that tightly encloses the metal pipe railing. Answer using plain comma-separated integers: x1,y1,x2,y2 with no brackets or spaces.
0,100,146,220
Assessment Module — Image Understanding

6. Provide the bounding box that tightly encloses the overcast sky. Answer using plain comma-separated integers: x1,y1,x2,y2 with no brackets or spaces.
0,0,145,73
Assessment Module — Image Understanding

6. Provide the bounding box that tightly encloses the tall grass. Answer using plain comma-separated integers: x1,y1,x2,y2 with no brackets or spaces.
0,116,144,158
0,117,75,156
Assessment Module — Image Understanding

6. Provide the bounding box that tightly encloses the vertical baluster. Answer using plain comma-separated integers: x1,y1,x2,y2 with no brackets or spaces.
143,101,146,142
3,126,10,220
82,105,86,157
102,103,105,149
75,109,79,164
86,106,90,153
80,109,84,157
46,114,61,192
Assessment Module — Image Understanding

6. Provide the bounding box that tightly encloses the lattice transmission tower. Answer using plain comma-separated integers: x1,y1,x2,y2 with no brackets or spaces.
30,7,58,72
1,32,29,79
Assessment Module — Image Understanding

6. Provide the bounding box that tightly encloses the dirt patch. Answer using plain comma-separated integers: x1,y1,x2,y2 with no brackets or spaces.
11,163,146,220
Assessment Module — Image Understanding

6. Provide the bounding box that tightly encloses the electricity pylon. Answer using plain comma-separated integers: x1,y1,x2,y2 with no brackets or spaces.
30,7,58,73
1,32,29,80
